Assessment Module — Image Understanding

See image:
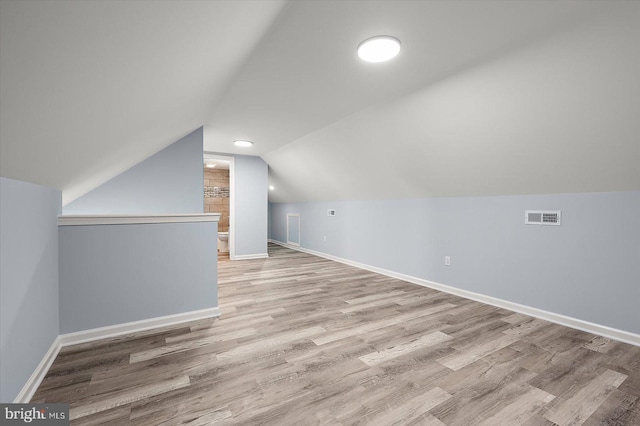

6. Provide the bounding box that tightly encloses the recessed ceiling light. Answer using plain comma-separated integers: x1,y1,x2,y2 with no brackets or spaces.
269,185,275,191
357,35,401,63
205,163,216,168
234,140,253,148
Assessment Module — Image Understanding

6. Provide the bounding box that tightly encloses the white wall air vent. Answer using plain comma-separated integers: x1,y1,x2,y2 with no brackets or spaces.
525,210,561,226
327,209,336,216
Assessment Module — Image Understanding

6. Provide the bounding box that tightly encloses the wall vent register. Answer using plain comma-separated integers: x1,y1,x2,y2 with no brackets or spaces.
525,210,561,226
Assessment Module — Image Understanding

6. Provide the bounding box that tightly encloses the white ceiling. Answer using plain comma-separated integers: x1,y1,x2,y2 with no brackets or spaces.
1,1,638,204
203,155,230,171
0,0,285,203
206,0,609,155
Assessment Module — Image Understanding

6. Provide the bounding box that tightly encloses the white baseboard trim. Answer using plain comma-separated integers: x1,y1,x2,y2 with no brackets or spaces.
13,336,62,403
15,307,220,403
231,253,269,261
269,239,640,347
60,307,221,347
14,307,220,402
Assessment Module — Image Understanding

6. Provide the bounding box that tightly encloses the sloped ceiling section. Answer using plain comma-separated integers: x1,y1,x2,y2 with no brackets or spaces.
264,4,640,202
205,0,612,156
262,3,640,203
0,0,286,204
2,1,638,206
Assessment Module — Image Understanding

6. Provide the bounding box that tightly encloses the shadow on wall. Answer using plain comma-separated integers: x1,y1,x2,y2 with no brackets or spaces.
204,167,229,231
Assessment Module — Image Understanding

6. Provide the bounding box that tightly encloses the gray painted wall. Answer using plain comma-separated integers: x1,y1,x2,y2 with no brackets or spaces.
64,127,204,214
0,178,61,402
287,214,300,245
234,155,268,256
207,153,268,257
59,221,218,333
270,191,640,335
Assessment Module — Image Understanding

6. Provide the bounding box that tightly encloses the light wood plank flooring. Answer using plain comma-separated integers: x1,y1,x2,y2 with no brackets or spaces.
32,243,640,425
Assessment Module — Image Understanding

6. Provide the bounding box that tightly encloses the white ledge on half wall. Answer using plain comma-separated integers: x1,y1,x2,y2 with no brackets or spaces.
58,213,221,226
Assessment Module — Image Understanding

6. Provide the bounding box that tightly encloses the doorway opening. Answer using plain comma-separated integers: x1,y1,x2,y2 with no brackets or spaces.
203,153,235,260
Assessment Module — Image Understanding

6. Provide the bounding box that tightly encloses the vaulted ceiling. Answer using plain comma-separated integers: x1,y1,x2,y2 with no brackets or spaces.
1,1,638,204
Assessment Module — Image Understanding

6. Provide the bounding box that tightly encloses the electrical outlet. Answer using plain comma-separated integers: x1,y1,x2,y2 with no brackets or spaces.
445,256,451,266
323,236,327,242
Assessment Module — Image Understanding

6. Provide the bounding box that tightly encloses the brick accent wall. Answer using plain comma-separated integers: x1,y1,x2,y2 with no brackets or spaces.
204,168,229,231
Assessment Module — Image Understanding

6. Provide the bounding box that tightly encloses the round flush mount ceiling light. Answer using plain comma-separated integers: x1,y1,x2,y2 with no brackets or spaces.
233,140,253,148
357,35,401,63
269,185,275,191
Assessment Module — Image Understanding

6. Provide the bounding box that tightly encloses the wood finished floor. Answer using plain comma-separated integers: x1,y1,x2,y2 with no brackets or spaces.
32,243,640,425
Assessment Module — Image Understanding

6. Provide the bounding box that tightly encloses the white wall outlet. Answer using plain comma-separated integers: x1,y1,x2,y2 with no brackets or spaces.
323,236,327,242
327,209,336,216
445,256,451,266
